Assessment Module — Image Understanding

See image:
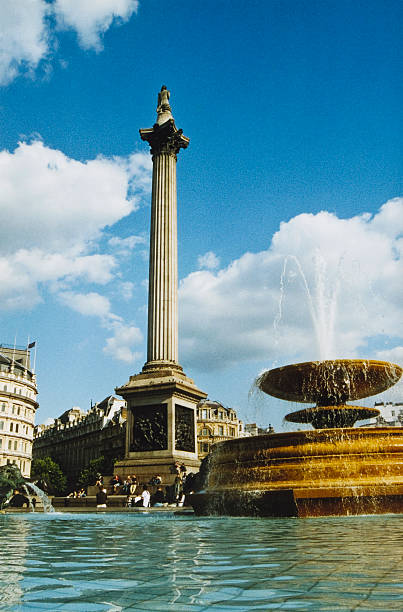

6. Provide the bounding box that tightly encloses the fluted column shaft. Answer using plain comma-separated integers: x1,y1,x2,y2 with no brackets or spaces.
147,151,178,364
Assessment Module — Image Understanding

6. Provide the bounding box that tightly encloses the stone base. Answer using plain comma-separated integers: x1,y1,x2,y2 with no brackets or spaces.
114,456,201,486
190,484,403,517
115,361,206,486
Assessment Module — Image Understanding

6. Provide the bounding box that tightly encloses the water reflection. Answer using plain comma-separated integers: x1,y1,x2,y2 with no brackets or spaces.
0,513,402,611
0,518,29,609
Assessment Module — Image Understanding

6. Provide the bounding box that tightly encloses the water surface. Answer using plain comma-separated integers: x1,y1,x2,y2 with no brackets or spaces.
0,512,402,611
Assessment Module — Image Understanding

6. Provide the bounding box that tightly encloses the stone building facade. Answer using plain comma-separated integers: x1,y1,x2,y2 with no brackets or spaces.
0,345,38,478
366,402,403,427
244,423,275,437
196,399,244,458
34,395,245,480
33,396,126,486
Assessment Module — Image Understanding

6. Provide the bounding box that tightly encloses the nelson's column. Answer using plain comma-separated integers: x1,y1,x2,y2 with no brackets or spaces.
115,86,207,481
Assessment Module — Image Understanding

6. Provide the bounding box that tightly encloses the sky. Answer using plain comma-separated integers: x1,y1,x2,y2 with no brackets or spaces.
0,0,402,431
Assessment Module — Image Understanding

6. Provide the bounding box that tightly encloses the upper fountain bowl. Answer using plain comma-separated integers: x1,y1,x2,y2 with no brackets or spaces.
257,359,403,405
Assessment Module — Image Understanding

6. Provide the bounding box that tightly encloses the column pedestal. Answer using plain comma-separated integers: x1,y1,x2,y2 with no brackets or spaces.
115,367,206,483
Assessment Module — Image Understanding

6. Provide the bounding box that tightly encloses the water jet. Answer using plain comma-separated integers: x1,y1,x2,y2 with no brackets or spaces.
0,464,54,512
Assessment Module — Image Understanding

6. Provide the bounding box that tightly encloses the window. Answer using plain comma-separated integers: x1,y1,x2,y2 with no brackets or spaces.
0,439,2,449
1,403,5,412
230,427,235,436
202,443,209,453
14,441,17,450
201,427,209,436
201,409,208,419
8,440,11,450
219,412,223,420
12,406,16,415
17,407,20,415
0,422,3,431
218,426,224,435
3,385,7,391
10,422,13,432
15,424,19,433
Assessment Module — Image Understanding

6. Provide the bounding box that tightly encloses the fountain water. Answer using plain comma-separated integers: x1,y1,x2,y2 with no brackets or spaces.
24,482,55,513
0,464,54,513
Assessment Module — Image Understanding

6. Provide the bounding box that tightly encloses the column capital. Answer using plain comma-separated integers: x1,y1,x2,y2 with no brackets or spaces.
140,119,189,157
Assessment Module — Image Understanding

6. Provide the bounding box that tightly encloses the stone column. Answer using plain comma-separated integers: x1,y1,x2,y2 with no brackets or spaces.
115,87,206,483
147,150,178,364
140,86,189,370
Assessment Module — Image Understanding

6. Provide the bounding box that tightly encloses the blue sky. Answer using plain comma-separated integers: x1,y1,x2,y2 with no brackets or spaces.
0,0,402,430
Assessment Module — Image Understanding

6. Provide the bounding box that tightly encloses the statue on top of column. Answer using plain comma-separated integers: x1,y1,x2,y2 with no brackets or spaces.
156,85,173,125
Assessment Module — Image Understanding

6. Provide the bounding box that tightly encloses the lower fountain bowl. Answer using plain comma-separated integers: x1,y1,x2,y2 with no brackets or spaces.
190,427,403,517
284,404,380,428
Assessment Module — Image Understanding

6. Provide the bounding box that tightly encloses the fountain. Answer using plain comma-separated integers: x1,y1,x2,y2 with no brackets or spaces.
0,464,54,513
190,358,403,516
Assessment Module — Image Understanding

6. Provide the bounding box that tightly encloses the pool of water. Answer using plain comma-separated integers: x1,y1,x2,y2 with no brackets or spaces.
0,512,402,611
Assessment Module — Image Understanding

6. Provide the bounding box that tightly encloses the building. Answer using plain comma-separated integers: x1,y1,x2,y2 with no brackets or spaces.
34,395,244,479
0,344,38,478
33,396,126,486
197,400,244,458
244,423,275,437
365,402,403,427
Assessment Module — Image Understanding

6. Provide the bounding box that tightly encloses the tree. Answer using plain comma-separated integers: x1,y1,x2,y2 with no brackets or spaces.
31,457,67,496
0,464,26,509
77,456,106,489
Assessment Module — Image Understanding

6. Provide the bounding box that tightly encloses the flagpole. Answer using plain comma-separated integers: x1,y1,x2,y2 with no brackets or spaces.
12,333,16,363
33,342,37,374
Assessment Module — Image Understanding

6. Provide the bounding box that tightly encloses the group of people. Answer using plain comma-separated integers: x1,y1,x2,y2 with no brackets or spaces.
110,474,137,495
67,488,86,498
94,463,192,509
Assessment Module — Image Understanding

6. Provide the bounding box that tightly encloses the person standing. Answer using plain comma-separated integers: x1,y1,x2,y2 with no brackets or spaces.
96,487,107,508
135,484,150,507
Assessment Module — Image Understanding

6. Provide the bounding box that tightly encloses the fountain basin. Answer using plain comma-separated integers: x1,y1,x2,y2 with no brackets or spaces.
257,359,402,428
257,359,402,404
284,404,380,428
191,427,403,517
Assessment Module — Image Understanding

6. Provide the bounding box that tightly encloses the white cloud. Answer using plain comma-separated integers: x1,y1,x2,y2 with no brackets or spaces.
54,0,139,50
118,281,135,301
59,291,114,318
0,0,49,85
197,251,220,270
0,140,151,317
103,322,143,363
108,234,146,256
375,346,403,364
0,0,139,85
0,141,140,254
179,198,403,372
0,249,117,310
59,290,143,363
0,138,150,362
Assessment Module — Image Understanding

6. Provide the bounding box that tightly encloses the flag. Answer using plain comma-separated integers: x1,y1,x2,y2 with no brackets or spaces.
27,341,36,349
